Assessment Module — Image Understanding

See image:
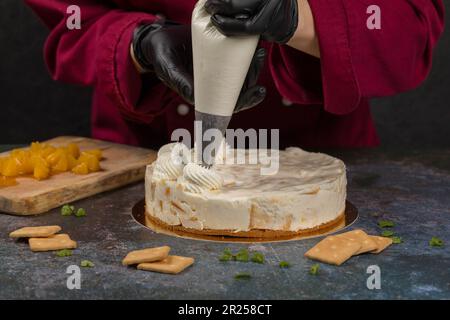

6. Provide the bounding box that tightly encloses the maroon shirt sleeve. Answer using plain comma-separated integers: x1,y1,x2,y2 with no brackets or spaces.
269,0,445,115
24,0,163,124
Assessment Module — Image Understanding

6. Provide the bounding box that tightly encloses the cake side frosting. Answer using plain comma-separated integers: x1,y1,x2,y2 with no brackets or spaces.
145,145,347,233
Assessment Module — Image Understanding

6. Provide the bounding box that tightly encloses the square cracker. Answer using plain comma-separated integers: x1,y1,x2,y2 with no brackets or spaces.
29,234,77,252
122,246,171,266
370,236,393,254
10,225,61,239
304,236,361,266
137,255,194,274
335,229,378,255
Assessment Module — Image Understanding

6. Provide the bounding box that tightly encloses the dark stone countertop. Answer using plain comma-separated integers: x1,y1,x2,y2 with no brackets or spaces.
0,146,449,299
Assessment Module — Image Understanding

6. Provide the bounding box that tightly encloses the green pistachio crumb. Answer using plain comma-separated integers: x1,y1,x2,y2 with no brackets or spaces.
61,204,74,216
235,249,249,262
391,236,402,244
279,261,290,268
429,237,444,247
378,220,395,228
381,230,394,237
309,264,320,275
56,249,73,257
219,249,233,262
250,252,265,264
234,272,251,280
75,208,87,217
80,260,95,267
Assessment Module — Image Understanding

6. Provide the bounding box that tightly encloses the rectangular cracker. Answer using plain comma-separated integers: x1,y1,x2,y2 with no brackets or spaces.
137,255,194,274
370,236,393,254
335,229,378,255
122,246,171,266
10,225,61,239
29,234,77,252
304,236,361,266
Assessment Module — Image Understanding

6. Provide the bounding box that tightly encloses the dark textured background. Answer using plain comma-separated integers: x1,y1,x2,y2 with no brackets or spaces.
1,1,449,147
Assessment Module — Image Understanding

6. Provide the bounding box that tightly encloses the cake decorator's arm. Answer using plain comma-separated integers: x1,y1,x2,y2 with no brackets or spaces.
206,0,445,115
24,0,166,124
131,21,267,113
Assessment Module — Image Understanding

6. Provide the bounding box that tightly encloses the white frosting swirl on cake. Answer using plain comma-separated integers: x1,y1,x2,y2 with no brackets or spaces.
152,143,225,193
179,163,224,193
152,153,185,181
152,143,191,181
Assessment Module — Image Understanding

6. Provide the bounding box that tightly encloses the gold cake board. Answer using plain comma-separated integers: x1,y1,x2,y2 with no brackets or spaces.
131,200,358,243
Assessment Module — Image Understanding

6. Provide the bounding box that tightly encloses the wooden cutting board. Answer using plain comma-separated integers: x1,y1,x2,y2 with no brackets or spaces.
0,136,157,216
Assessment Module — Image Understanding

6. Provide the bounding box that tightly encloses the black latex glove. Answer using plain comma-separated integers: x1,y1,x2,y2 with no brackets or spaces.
204,0,299,43
132,22,267,113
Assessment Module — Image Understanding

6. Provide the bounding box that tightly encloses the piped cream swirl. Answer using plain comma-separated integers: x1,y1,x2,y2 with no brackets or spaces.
180,163,224,193
152,153,185,181
152,143,191,181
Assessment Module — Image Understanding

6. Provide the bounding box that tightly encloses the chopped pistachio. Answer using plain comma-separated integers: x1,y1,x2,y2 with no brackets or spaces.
235,249,249,262
391,236,402,244
75,208,87,217
80,260,95,267
429,237,444,247
61,204,74,216
251,252,265,264
381,230,394,237
378,220,395,228
219,248,233,262
309,264,320,275
279,261,290,268
234,272,251,280
56,249,73,257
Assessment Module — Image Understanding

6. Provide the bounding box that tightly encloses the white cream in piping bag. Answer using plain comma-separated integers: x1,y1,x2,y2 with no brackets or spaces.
191,0,260,167
191,0,260,117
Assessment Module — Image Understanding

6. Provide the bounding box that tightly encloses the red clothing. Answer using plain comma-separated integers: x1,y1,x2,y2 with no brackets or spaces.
25,0,444,149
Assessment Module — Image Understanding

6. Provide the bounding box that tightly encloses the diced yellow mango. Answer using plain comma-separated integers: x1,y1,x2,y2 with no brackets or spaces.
85,149,103,161
78,152,100,172
72,162,89,175
46,149,64,167
66,143,80,159
1,158,21,177
0,141,102,185
40,146,56,159
53,154,69,172
67,154,78,170
33,158,50,180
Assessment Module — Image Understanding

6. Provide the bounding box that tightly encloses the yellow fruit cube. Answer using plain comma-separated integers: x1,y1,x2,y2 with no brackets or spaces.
67,154,78,170
78,152,100,172
85,149,103,160
72,162,89,175
33,159,50,180
53,154,69,172
66,143,80,159
1,158,20,177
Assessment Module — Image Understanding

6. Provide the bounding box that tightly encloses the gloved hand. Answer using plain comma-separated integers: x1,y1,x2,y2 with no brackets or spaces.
132,21,267,113
204,0,299,43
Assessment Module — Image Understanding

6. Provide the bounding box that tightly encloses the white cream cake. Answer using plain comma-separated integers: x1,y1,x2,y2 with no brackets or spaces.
144,144,347,238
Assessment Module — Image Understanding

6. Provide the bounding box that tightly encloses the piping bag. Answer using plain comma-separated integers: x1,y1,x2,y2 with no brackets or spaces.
191,0,259,167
